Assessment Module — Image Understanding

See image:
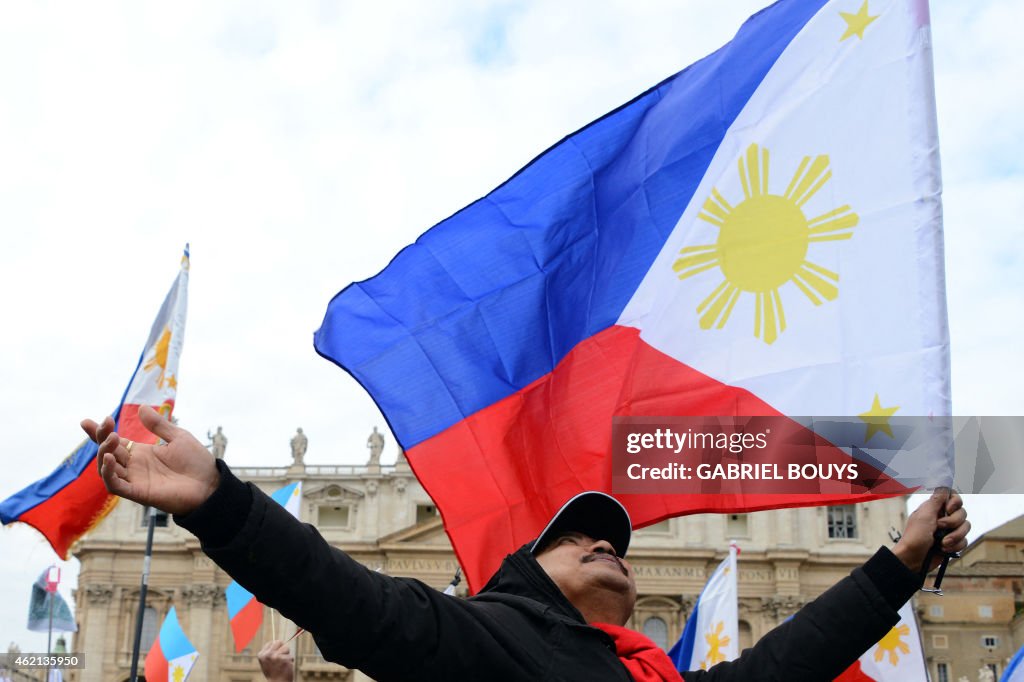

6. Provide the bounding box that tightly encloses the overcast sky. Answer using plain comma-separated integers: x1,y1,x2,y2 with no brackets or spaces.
0,0,1021,656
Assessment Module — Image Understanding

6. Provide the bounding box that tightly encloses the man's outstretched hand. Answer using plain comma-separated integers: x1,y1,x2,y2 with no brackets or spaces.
892,488,970,574
81,405,219,516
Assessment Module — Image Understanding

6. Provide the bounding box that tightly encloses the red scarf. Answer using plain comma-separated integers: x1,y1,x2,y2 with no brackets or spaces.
592,623,684,682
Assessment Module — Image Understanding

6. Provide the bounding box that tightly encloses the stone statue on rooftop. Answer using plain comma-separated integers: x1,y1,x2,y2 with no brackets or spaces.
207,426,227,459
367,426,384,466
291,428,308,465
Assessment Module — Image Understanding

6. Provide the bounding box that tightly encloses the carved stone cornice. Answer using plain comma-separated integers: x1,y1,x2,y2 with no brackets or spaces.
84,583,114,605
760,595,806,620
738,597,763,615
182,583,222,607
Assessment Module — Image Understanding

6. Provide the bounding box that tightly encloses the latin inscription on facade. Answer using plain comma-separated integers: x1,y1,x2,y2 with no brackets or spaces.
386,559,457,573
633,565,705,579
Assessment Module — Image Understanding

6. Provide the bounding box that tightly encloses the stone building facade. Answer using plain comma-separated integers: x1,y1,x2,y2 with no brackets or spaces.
917,516,1024,682
66,446,913,682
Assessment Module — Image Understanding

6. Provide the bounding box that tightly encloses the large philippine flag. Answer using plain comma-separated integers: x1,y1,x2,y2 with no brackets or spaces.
144,606,199,682
0,246,190,558
315,0,948,591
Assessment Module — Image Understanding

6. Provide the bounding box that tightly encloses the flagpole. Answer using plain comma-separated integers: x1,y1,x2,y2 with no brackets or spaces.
43,565,61,682
45,580,54,682
129,506,157,682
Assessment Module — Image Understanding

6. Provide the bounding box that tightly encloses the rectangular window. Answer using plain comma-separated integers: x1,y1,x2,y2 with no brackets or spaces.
726,514,749,537
982,635,999,649
416,504,439,524
978,605,993,619
319,505,350,527
936,663,949,682
929,605,944,618
140,509,169,527
827,506,857,539
932,634,948,649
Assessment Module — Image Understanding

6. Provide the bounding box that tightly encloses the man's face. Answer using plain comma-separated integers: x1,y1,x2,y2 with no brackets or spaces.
534,531,637,616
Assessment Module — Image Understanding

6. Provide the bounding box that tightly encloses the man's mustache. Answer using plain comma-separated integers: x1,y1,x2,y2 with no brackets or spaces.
582,552,628,576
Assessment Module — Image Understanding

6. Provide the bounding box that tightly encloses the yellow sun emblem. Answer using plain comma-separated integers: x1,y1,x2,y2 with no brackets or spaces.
673,143,858,344
700,621,731,670
873,623,911,665
143,326,173,388
172,663,186,682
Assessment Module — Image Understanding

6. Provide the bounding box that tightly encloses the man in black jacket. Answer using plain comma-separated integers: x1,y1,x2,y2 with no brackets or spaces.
83,406,970,681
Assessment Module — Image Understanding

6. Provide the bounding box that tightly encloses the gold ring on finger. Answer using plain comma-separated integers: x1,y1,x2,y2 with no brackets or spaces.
123,439,135,458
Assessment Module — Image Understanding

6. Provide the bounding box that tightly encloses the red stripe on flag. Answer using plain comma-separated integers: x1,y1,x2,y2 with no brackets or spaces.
406,325,907,592
15,403,169,559
230,597,263,653
835,660,877,681
144,634,169,682
118,402,173,444
17,464,118,560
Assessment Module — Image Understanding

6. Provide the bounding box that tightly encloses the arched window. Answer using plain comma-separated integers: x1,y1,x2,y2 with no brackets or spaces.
139,606,160,654
739,619,753,651
642,616,669,650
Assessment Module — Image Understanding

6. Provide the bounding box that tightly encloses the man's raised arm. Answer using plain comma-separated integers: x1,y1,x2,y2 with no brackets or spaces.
81,406,519,679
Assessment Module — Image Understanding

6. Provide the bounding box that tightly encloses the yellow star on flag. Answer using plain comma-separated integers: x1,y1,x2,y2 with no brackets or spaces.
858,393,899,442
839,1,879,41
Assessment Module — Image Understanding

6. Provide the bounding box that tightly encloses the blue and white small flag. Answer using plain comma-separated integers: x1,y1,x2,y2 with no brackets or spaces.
270,482,303,519
669,543,739,671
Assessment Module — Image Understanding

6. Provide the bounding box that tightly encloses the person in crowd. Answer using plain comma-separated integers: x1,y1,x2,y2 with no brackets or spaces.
83,406,969,681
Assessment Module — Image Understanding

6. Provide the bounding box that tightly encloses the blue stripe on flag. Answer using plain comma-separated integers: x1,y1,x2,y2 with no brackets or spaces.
668,599,699,671
270,483,298,508
1002,644,1024,682
315,0,829,449
0,403,125,522
225,581,255,620
159,607,195,661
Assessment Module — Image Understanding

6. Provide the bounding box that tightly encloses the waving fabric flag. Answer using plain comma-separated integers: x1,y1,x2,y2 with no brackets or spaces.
225,581,263,654
1003,643,1024,682
26,568,77,633
835,602,927,681
144,607,199,682
226,481,303,652
270,482,303,518
0,246,190,559
315,0,948,592
669,545,739,672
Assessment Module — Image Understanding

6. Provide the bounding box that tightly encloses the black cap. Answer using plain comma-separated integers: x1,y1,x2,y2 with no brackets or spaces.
530,491,632,558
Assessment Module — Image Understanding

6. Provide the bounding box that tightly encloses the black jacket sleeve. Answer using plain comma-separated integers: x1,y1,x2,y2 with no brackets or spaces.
683,547,921,682
174,461,539,681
